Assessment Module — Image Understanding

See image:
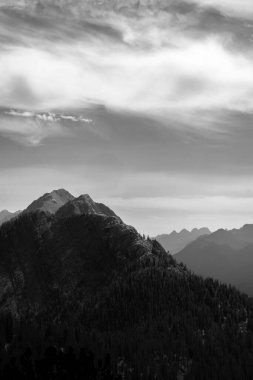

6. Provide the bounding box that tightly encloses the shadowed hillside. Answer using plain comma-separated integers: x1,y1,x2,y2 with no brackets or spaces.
0,191,253,379
175,225,253,295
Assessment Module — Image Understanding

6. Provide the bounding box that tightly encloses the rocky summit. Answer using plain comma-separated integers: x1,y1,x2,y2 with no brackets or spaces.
24,188,75,214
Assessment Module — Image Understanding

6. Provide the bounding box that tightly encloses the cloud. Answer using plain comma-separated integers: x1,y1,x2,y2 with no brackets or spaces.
188,0,253,18
105,195,253,235
0,3,253,130
1,27,253,121
1,0,252,18
0,116,66,145
5,109,92,123
60,115,92,123
5,110,34,118
1,109,92,144
107,195,253,215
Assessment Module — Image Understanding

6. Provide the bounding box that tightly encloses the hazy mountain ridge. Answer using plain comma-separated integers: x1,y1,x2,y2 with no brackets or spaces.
175,224,253,295
0,209,20,226
155,227,211,254
200,224,253,249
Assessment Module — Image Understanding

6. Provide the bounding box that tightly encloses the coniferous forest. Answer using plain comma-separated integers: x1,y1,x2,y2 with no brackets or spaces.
0,207,253,379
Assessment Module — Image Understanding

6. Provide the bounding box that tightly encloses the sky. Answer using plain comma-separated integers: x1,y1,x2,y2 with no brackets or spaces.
1,0,253,235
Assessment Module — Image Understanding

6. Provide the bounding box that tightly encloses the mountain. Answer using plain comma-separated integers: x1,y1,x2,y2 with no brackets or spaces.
155,227,211,254
0,209,20,226
1,191,253,379
55,193,119,219
175,224,253,295
197,225,253,250
0,210,13,225
24,188,75,214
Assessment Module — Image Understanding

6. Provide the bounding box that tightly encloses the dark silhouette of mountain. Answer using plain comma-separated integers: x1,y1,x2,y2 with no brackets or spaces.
1,191,253,379
175,224,253,295
0,210,20,226
155,227,211,254
24,188,75,214
0,190,166,316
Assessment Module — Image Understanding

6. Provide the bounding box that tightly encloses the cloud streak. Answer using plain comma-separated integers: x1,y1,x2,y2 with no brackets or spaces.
0,109,92,145
5,109,92,123
189,0,253,18
1,3,253,122
0,35,252,116
0,115,66,145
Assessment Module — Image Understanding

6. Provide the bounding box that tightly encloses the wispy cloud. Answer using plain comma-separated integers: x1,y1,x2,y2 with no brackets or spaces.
5,110,59,121
0,115,66,145
1,109,92,145
189,0,253,18
1,3,253,122
5,109,92,123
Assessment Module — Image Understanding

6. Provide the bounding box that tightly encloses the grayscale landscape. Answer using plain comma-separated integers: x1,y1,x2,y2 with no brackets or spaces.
1,1,253,379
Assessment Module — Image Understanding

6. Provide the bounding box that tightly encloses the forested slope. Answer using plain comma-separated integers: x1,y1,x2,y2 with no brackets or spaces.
0,198,253,379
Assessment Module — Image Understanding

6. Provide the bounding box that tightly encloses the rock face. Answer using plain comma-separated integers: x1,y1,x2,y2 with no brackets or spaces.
24,189,75,214
175,224,253,295
155,227,211,254
55,194,119,220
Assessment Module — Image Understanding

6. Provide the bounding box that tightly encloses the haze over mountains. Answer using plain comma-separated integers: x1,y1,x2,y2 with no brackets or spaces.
155,227,211,254
1,189,253,378
0,210,20,226
176,224,253,295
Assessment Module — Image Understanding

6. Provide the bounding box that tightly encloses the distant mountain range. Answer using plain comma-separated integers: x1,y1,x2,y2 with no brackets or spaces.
0,209,20,226
155,227,211,254
175,224,253,295
1,189,253,378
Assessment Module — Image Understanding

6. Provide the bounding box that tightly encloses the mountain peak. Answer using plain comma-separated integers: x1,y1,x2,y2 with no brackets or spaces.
51,188,73,197
56,193,119,219
25,188,75,215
